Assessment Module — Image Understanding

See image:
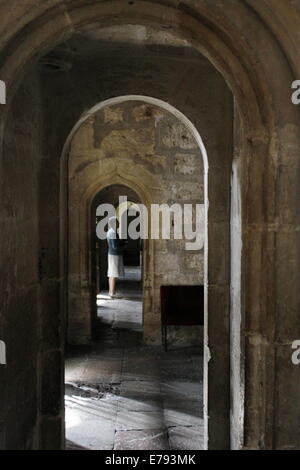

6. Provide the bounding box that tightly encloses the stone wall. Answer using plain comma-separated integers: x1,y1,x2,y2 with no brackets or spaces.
0,71,59,449
0,68,65,449
68,100,204,345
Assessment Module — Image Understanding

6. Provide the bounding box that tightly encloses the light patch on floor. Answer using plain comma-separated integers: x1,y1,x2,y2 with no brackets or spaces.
65,266,204,450
96,266,143,331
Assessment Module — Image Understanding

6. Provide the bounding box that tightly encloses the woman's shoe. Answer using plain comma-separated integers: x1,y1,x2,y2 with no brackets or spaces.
109,293,123,299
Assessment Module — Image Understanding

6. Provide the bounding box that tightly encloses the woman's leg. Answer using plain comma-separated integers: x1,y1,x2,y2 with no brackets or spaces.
109,277,116,296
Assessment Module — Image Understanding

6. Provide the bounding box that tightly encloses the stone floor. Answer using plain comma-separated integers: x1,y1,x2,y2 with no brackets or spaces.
65,267,204,450
96,266,143,332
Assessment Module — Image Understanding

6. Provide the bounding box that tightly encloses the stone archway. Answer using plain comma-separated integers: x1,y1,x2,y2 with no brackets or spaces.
62,93,237,450
68,172,152,345
91,184,144,320
65,96,207,341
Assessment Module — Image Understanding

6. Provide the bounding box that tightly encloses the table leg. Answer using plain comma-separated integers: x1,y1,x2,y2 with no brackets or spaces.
161,325,168,352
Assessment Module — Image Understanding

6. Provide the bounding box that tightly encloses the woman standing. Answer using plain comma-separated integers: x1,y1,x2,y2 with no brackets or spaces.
107,216,126,298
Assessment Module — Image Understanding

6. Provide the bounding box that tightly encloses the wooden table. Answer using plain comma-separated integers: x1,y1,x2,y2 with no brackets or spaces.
160,285,204,351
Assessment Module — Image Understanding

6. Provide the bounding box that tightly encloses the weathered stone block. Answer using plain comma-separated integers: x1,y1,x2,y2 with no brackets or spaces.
103,106,124,124
159,122,198,150
174,153,202,177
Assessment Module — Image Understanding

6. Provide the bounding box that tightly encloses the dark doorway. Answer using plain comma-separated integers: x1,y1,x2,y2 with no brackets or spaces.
90,184,143,336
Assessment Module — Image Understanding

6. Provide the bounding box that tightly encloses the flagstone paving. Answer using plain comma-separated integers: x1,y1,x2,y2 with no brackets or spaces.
65,268,204,450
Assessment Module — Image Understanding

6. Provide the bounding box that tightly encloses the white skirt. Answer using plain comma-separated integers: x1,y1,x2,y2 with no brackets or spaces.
107,254,125,278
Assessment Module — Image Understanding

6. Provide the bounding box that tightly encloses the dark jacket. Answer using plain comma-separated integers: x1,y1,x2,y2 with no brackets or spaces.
107,228,125,255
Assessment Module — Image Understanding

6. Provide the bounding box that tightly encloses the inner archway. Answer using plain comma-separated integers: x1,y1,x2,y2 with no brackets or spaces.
64,96,211,450
92,184,144,335
65,96,209,348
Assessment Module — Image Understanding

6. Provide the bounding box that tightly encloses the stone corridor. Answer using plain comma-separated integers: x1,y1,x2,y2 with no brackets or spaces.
2,1,300,451
65,269,204,450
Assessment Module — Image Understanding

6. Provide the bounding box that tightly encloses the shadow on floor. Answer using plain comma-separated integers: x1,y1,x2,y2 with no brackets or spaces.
65,267,204,450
